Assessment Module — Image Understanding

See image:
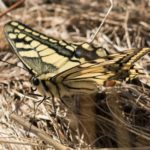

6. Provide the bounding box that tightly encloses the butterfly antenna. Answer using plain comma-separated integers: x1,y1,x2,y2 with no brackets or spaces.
89,0,113,44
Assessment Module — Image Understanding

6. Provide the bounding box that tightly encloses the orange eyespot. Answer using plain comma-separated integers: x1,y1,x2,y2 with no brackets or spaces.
104,80,116,87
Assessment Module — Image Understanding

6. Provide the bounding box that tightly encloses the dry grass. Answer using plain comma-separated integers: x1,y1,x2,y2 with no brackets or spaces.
0,0,150,149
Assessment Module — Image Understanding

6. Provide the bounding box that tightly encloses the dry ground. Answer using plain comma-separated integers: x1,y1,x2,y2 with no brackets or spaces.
0,0,150,149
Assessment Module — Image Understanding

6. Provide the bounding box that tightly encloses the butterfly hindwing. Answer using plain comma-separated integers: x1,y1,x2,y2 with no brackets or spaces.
51,48,149,97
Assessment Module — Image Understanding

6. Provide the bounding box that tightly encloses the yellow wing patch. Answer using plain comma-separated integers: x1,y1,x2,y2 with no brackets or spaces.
39,48,54,56
36,44,48,51
19,51,38,57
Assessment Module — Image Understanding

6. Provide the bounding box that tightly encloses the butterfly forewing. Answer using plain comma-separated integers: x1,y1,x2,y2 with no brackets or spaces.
4,21,82,76
5,21,109,78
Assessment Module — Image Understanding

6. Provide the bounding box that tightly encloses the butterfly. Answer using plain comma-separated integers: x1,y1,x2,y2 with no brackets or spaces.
4,21,150,100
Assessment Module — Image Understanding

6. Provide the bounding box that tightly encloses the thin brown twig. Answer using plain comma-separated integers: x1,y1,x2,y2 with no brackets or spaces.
10,113,71,150
124,10,131,48
0,0,25,18
0,138,39,146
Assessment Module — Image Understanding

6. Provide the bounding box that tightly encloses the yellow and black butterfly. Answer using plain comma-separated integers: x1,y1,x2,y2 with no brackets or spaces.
4,21,150,99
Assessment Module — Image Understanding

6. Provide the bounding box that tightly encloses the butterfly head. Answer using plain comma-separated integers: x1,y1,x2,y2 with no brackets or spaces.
31,76,40,86
30,76,53,98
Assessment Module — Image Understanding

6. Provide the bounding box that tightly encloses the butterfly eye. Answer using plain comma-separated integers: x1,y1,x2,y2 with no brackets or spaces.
31,77,40,86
